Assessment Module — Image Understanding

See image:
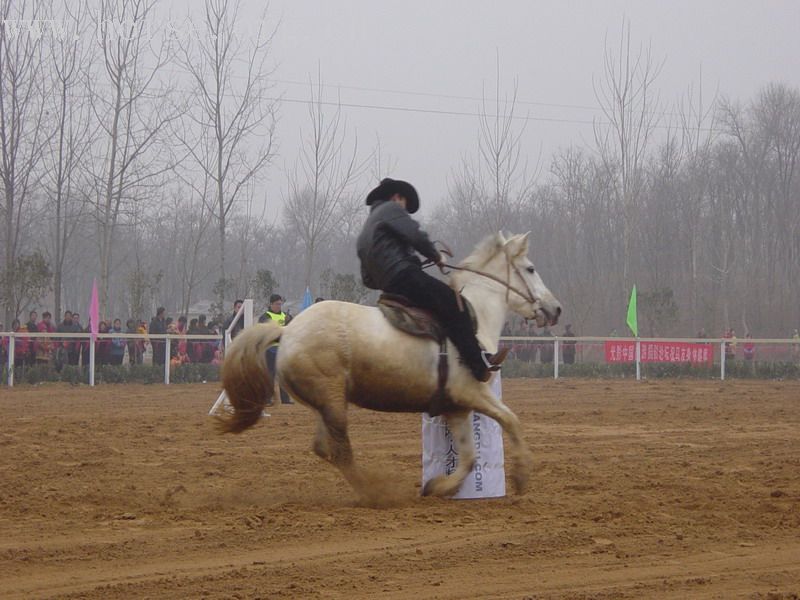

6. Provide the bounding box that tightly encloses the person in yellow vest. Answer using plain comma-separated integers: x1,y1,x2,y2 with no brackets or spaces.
259,294,292,404
259,294,290,325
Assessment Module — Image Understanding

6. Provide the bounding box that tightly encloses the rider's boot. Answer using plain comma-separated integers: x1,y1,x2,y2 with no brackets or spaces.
483,347,510,370
465,347,510,382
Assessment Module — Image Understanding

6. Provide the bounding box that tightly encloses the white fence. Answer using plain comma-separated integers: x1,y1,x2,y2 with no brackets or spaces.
2,332,799,387
498,336,800,380
1,331,223,387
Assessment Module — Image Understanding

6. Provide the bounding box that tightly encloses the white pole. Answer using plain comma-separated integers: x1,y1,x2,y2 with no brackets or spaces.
635,339,641,381
720,339,726,381
554,338,560,379
89,337,96,386
164,336,171,384
243,299,254,327
7,332,14,387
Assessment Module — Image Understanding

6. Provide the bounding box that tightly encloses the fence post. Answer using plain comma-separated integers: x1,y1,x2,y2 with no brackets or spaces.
554,338,560,379
635,339,641,381
720,339,726,381
89,337,96,386
7,333,14,387
164,336,171,385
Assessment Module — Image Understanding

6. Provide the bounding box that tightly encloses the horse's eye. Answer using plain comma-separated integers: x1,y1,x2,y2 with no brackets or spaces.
526,266,535,274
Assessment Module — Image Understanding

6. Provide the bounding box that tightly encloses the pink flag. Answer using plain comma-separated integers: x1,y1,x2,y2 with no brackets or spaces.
89,278,99,339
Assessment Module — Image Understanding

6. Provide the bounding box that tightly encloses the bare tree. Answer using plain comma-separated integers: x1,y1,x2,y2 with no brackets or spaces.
753,83,800,326
230,182,269,304
438,59,533,248
369,134,398,183
284,74,367,290
89,0,177,317
705,138,741,331
719,84,800,331
547,146,605,331
4,250,53,320
0,0,49,325
434,164,487,258
676,75,717,332
475,71,533,232
176,0,277,309
45,0,95,318
593,19,663,289
175,188,214,316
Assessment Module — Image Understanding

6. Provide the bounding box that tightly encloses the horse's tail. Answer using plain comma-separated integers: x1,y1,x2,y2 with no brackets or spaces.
218,323,282,434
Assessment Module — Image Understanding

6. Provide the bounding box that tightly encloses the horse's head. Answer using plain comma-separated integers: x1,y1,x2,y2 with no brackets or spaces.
458,232,562,327
499,232,562,327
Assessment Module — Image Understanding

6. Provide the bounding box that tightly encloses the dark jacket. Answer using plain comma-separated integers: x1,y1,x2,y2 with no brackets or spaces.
56,320,82,353
356,199,439,290
223,309,249,338
149,316,166,336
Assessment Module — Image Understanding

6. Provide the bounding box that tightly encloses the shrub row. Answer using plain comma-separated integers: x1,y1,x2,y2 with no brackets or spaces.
502,359,800,380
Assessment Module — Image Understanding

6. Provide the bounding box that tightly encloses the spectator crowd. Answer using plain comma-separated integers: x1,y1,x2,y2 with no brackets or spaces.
0,307,226,371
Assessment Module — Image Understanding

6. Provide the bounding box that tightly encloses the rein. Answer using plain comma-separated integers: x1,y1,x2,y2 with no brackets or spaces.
440,259,538,307
422,240,539,311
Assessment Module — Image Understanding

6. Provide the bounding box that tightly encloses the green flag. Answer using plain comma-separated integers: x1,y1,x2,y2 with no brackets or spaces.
626,285,638,337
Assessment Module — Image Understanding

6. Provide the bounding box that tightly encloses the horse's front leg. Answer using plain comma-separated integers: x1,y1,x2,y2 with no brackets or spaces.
456,385,533,494
422,410,475,497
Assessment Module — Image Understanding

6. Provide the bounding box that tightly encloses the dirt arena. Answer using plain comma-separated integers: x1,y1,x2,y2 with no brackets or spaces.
1,379,799,599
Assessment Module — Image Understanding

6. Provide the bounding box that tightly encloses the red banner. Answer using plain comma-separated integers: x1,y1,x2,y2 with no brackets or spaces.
605,341,714,365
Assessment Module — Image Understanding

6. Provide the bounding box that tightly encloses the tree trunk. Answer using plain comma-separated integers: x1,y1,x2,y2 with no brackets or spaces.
3,182,14,326
218,210,226,307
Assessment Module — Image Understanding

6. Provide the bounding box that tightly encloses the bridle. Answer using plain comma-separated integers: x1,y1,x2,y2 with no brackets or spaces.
441,256,538,307
424,241,540,309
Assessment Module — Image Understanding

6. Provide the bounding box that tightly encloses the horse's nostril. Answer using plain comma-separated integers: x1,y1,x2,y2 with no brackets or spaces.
555,306,562,317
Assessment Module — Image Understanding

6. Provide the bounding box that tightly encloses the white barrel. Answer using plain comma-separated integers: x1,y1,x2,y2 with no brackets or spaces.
421,374,506,499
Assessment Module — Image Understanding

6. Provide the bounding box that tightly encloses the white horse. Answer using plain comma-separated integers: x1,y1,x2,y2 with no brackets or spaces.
220,232,561,501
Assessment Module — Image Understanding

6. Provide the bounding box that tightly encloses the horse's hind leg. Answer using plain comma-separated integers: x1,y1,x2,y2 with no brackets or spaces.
422,410,475,498
312,415,331,461
313,405,370,498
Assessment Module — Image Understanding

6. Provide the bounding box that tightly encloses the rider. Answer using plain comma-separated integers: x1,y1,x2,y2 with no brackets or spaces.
357,177,505,382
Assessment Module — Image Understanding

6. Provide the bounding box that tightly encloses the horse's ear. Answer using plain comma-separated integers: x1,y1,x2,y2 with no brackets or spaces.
496,231,507,246
505,232,530,258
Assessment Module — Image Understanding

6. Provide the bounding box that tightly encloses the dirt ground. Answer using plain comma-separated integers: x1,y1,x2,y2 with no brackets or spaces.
1,378,799,600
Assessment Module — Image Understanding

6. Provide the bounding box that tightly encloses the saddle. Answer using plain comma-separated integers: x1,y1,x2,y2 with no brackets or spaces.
377,293,476,417
377,293,446,343
377,293,477,340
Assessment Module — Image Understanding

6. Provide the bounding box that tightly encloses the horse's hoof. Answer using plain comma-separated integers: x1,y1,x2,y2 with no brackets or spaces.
422,475,461,497
422,479,437,496
513,473,530,494
422,476,449,497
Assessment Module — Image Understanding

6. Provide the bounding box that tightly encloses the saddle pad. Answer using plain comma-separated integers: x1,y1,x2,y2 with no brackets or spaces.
377,295,445,343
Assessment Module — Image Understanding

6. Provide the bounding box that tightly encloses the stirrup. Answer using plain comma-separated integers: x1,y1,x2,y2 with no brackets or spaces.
481,347,510,371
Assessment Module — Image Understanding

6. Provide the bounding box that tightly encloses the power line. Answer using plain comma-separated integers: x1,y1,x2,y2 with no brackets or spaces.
157,66,687,121
80,70,720,133
271,77,606,114
277,95,601,126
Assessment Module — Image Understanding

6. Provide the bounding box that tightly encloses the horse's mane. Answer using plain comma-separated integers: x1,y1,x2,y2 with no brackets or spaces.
451,232,506,290
458,232,505,269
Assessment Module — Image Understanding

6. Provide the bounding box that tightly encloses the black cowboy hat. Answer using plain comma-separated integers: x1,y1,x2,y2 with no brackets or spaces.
365,178,419,213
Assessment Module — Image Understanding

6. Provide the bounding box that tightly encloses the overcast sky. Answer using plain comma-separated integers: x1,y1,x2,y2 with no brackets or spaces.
232,0,800,216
